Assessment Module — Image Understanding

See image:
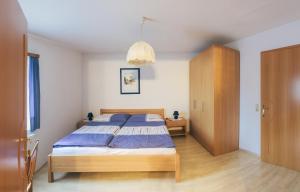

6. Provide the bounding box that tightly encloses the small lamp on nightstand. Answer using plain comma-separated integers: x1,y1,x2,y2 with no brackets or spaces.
173,111,179,119
87,112,94,121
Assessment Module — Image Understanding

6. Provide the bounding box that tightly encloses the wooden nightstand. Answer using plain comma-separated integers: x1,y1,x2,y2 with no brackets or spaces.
165,118,187,136
77,119,88,129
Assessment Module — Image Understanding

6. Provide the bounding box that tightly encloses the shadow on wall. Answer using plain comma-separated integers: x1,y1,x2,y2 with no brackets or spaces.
140,65,156,80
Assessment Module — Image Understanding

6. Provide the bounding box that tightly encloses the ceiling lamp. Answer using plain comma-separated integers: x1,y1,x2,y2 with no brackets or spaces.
127,17,156,65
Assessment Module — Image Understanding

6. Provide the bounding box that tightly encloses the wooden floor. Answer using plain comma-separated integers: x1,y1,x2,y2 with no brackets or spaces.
34,135,300,192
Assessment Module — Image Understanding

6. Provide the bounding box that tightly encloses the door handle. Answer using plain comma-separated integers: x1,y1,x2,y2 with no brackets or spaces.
16,137,31,169
15,137,31,143
262,105,269,117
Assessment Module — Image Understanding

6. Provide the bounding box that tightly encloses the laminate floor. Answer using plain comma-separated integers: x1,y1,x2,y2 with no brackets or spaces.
33,135,300,192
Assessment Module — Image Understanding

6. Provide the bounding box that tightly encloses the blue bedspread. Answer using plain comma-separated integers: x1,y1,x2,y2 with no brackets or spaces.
53,134,113,148
127,114,164,122
109,134,175,148
124,121,165,127
85,121,125,126
53,123,121,148
109,122,175,148
53,117,175,149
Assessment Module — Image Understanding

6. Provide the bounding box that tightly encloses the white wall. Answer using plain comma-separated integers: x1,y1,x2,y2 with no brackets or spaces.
226,20,300,155
28,35,83,170
82,53,190,119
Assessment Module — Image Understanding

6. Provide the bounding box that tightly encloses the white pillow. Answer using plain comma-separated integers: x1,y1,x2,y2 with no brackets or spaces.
93,114,113,122
146,114,164,122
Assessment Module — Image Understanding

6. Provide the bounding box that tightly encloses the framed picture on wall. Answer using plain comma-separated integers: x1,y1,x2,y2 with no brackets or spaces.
120,68,140,94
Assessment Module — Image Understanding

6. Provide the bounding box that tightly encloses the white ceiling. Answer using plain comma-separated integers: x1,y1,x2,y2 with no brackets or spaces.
19,0,300,53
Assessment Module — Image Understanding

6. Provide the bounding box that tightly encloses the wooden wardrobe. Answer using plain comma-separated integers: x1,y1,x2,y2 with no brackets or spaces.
189,45,240,156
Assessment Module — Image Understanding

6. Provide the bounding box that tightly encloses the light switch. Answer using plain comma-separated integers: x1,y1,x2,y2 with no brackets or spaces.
255,104,260,112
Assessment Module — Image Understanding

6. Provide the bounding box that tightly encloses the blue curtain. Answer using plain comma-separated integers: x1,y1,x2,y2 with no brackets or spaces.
29,56,40,132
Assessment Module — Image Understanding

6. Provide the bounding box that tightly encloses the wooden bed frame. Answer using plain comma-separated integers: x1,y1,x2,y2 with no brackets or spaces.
48,108,180,182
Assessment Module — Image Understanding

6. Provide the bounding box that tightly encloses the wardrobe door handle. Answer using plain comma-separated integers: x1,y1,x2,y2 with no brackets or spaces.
193,100,197,110
201,102,204,112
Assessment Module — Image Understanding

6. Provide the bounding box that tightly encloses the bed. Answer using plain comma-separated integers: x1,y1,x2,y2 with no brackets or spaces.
48,109,180,182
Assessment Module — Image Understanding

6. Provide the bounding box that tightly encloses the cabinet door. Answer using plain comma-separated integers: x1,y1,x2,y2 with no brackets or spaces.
213,46,240,155
189,57,201,137
198,49,214,152
261,45,300,171
190,48,214,152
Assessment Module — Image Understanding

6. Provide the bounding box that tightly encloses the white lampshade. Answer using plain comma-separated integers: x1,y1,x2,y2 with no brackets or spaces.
127,41,156,65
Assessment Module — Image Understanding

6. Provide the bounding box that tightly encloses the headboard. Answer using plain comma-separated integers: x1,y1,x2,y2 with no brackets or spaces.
100,108,165,118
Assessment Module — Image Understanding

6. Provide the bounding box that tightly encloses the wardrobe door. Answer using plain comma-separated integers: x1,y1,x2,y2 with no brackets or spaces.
293,47,300,170
261,45,300,171
190,48,214,153
198,49,214,153
190,56,202,142
213,46,240,155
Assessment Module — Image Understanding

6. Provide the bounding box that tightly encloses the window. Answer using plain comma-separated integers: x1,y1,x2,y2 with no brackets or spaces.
27,53,40,134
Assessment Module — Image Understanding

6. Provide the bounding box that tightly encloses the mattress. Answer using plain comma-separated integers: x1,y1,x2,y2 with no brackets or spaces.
52,146,176,156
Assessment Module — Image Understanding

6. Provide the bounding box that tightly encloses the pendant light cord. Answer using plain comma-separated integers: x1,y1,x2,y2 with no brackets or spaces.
140,16,155,41
140,17,145,40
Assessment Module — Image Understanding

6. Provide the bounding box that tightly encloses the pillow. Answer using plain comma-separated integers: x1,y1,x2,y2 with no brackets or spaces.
110,113,131,122
146,114,164,122
127,114,164,122
92,113,130,122
93,114,113,122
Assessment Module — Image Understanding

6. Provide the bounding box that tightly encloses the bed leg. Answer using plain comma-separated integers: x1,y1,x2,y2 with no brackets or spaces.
48,155,54,183
175,153,180,182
